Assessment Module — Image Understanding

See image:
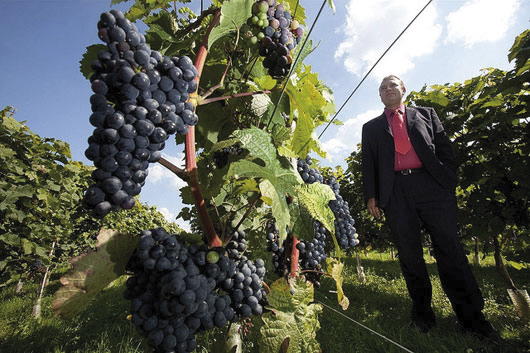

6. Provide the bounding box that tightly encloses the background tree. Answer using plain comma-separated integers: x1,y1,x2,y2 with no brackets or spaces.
0,106,184,317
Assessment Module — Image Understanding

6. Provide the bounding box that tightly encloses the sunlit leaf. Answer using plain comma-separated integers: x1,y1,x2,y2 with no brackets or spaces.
208,0,254,50
259,277,322,353
53,229,138,319
326,257,349,310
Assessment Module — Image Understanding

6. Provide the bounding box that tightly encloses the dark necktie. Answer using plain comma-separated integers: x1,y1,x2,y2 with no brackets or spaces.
392,109,411,155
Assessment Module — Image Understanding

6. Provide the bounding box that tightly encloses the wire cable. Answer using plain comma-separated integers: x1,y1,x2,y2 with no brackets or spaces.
316,300,416,353
317,0,433,139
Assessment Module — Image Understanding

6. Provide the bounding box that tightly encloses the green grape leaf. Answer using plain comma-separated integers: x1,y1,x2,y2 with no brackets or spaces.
254,75,279,91
196,101,236,149
328,0,336,13
259,277,322,353
227,128,302,241
326,257,350,310
289,183,335,241
53,228,138,320
79,44,106,80
286,67,330,159
233,127,278,168
208,0,254,50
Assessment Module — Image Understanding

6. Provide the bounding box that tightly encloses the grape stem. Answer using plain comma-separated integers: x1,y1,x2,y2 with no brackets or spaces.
158,157,188,182
224,195,260,245
261,280,271,294
175,8,216,40
199,90,273,106
184,8,223,248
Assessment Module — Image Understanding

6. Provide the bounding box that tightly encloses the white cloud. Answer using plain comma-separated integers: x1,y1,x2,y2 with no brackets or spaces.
159,207,176,222
147,152,187,191
322,109,381,162
334,0,442,80
177,220,191,232
445,0,520,47
159,207,192,232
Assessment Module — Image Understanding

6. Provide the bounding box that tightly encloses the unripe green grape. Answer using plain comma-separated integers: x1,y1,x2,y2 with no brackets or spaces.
248,36,258,45
206,251,220,264
258,1,269,13
251,16,259,25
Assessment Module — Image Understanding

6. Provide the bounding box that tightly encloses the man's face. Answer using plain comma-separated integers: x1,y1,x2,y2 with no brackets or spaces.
379,77,405,109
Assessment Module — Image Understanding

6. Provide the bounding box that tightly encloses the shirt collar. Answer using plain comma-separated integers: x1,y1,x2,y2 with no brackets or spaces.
384,104,405,119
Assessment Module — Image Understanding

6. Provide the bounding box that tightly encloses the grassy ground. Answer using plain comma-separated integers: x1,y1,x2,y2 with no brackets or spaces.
1,251,528,353
314,251,530,353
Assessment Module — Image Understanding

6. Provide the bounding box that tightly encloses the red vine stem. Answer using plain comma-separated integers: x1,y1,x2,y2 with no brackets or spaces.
185,8,222,248
290,235,300,277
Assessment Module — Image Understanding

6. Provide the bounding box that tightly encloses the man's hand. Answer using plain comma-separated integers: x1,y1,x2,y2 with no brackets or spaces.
367,198,381,220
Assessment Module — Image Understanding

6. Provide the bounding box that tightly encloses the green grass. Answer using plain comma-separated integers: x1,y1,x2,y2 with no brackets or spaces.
1,252,529,353
314,251,530,353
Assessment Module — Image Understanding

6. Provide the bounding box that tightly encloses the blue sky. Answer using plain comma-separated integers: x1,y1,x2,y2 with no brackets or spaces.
1,0,528,230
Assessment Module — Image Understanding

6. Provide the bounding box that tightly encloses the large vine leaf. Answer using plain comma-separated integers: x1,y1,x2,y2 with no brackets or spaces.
259,277,322,353
79,44,106,80
326,257,350,310
289,183,335,242
286,66,333,159
227,128,302,241
53,228,138,319
208,0,254,50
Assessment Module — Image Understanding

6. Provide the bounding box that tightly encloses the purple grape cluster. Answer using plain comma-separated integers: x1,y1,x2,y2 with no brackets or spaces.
296,220,327,287
212,145,244,169
297,157,359,249
225,229,248,259
124,227,266,353
247,0,305,77
83,9,199,218
296,156,324,184
266,222,291,277
324,176,359,248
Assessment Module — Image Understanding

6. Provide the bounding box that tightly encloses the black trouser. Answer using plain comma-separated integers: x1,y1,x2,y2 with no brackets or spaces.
384,170,485,326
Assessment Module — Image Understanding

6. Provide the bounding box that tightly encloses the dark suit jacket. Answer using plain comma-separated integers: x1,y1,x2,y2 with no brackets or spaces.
361,106,457,209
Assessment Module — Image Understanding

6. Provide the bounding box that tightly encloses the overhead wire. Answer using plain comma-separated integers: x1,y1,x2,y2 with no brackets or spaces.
317,0,434,139
316,299,416,353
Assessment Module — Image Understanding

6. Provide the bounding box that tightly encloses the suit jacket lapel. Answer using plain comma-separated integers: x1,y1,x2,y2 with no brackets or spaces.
375,113,392,136
405,106,417,132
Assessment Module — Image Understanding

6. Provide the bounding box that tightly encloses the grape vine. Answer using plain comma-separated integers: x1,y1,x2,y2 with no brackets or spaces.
57,1,352,353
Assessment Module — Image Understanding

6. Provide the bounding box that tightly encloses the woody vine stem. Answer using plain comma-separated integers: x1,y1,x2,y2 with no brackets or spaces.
157,7,302,274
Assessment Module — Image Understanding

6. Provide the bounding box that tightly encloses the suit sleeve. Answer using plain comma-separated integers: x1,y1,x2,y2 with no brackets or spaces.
430,107,457,173
361,123,377,204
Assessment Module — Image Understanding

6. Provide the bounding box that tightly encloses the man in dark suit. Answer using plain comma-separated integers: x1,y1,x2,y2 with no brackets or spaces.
361,75,498,341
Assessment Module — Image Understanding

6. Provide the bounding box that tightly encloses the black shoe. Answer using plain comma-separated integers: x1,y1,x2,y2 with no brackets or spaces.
461,319,501,343
411,310,436,333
